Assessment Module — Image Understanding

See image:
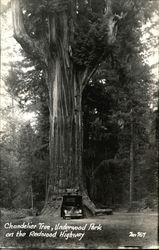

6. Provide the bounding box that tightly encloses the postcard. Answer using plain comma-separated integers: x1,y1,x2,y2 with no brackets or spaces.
0,0,158,249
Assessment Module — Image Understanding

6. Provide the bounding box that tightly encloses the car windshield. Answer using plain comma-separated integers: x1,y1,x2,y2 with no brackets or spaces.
63,196,82,206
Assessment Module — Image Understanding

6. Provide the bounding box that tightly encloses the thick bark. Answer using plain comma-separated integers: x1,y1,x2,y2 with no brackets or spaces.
47,58,83,195
44,57,96,216
42,11,96,217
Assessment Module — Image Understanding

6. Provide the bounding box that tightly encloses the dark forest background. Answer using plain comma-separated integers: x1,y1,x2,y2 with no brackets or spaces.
0,0,158,213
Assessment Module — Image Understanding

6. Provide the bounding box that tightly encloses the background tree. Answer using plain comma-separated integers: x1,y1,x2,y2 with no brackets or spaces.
3,57,49,211
0,101,20,208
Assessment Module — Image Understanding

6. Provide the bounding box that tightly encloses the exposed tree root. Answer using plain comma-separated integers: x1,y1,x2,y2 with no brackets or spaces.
82,191,96,216
41,196,63,217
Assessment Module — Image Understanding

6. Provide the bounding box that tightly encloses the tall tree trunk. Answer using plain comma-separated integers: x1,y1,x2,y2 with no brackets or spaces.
47,61,82,197
42,12,96,217
43,59,96,216
129,110,134,208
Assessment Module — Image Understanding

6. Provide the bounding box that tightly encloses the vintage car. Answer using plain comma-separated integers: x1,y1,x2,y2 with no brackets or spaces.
61,194,83,219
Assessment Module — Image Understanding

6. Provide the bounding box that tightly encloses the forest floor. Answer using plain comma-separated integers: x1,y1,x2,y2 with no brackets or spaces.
0,210,158,249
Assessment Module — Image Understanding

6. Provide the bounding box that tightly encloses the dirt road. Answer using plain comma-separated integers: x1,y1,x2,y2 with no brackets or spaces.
0,212,158,249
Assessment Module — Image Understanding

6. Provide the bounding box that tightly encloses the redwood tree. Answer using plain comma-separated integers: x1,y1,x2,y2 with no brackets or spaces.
11,0,121,216
12,0,156,216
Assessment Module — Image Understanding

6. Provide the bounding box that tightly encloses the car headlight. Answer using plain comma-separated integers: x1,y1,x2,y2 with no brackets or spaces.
76,209,82,213
64,209,70,214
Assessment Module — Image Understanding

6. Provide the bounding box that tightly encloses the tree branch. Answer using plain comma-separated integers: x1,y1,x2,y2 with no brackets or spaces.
81,50,107,92
11,0,48,67
82,64,100,92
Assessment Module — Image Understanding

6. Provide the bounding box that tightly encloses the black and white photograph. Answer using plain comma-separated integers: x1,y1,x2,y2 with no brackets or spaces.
0,0,159,249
